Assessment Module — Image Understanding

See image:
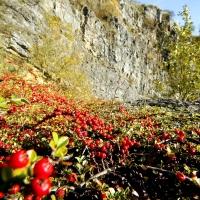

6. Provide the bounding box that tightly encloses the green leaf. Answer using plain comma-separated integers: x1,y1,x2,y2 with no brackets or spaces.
57,136,69,149
35,156,43,162
82,160,88,166
52,132,59,146
196,145,200,152
21,98,30,105
12,167,27,183
1,166,13,182
50,194,56,200
76,163,83,171
0,103,10,109
55,147,68,157
10,99,23,105
140,156,146,163
49,139,56,150
0,97,6,103
75,156,85,163
27,149,37,163
11,95,17,99
75,157,81,163
101,183,109,190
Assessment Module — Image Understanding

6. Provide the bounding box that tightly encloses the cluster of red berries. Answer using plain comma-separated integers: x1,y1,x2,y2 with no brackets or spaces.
175,129,185,143
0,150,54,199
0,150,29,198
193,127,200,136
31,157,53,198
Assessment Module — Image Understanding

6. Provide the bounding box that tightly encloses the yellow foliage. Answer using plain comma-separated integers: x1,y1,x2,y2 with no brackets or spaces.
29,13,92,100
69,0,122,21
97,0,121,20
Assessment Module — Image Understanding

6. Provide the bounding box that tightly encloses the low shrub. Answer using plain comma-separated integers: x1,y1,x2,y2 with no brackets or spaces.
0,69,199,199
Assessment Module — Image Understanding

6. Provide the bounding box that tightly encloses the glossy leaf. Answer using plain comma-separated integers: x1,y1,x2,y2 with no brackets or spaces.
0,103,10,109
57,136,69,149
55,147,68,157
27,149,37,163
21,98,30,105
49,139,56,150
12,167,27,182
0,97,6,103
1,166,13,182
10,99,22,105
50,194,56,200
52,132,58,146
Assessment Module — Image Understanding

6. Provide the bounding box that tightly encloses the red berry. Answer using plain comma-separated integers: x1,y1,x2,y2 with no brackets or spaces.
174,129,179,134
0,141,3,148
101,193,107,199
33,158,54,178
5,144,10,150
101,152,107,159
56,188,65,198
105,142,110,148
177,136,184,143
176,171,186,182
166,135,171,139
179,130,185,137
121,140,127,146
169,155,176,162
31,177,51,197
123,145,129,150
160,144,165,149
68,173,77,183
10,184,20,194
106,134,111,139
189,147,196,155
96,152,101,157
83,140,88,146
154,143,160,149
91,152,95,158
90,143,95,150
24,195,33,200
0,192,4,198
8,150,29,169
101,146,107,152
95,140,100,146
34,197,42,200
82,131,88,137
135,142,141,147
162,133,168,139
78,132,83,138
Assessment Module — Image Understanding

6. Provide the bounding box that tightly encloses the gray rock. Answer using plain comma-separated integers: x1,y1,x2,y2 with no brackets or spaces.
0,0,174,102
132,98,200,113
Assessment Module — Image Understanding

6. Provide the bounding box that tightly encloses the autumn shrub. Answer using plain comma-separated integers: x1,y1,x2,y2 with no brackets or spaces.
96,0,121,20
69,0,122,21
157,6,200,101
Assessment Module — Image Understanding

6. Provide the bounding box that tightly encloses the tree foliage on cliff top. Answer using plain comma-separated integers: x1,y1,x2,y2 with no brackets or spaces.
160,5,200,101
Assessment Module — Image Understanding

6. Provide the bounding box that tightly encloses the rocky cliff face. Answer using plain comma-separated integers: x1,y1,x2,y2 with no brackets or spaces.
0,0,173,102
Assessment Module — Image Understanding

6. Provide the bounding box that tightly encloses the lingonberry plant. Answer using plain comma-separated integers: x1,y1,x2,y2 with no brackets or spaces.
0,69,199,199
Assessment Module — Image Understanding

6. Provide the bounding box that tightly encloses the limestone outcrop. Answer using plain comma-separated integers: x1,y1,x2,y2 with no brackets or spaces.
0,0,173,102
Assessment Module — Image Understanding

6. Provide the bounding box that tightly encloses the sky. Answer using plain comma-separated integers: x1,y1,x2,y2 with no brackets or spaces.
136,0,200,35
